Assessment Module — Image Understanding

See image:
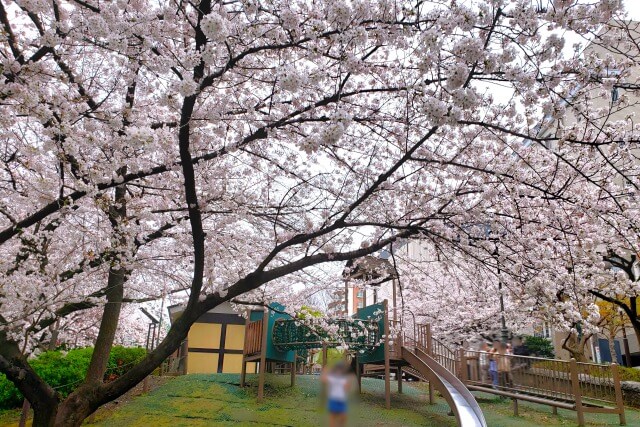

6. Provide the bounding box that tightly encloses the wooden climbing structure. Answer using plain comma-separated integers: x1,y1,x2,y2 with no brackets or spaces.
240,300,487,427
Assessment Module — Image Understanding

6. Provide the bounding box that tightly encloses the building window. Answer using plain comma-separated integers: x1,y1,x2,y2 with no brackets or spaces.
357,301,364,309
534,322,552,339
356,290,363,298
540,322,552,339
612,87,619,103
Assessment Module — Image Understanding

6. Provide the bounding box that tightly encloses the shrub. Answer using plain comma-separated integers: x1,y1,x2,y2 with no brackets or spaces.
523,335,555,358
0,346,146,409
0,375,22,410
105,346,146,381
619,366,640,382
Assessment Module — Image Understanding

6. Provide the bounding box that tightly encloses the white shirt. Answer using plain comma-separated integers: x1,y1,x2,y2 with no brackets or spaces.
327,374,348,401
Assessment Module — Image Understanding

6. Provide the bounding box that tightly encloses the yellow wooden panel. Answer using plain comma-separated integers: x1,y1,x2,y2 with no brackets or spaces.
188,323,221,349
222,354,243,373
225,324,245,350
246,362,257,374
187,352,218,374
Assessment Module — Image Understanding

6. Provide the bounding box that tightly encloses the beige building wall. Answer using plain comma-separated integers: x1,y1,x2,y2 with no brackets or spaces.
171,301,258,374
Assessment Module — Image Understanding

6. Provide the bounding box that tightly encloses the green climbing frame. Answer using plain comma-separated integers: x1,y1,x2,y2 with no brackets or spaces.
272,318,380,351
269,302,386,359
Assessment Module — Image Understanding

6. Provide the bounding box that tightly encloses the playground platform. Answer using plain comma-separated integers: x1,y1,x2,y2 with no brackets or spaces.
240,300,486,427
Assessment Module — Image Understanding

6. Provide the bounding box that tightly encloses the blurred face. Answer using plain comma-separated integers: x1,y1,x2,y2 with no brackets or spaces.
330,362,348,375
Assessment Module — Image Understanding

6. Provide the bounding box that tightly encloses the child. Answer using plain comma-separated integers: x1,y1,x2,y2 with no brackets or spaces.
321,362,352,427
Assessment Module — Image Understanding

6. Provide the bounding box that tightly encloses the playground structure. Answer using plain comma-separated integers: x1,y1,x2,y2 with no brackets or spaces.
239,300,487,427
238,299,627,427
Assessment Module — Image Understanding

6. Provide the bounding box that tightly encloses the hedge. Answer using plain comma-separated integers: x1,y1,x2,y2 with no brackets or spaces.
620,366,640,382
0,346,146,409
523,335,555,358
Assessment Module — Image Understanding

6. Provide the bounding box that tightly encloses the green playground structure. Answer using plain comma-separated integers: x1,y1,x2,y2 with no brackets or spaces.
239,300,487,427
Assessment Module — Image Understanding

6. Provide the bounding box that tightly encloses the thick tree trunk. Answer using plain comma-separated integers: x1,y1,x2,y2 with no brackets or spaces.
562,332,590,362
19,321,61,427
84,268,126,383
32,404,58,427
52,390,94,427
85,177,128,384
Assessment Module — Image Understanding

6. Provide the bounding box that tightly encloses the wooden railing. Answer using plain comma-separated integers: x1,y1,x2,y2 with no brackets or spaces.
431,337,458,375
461,350,625,425
463,350,575,400
416,324,429,350
389,319,403,359
394,322,625,426
574,361,624,407
245,319,263,356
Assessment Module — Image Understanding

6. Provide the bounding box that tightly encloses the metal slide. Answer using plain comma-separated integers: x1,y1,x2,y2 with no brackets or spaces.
401,347,487,427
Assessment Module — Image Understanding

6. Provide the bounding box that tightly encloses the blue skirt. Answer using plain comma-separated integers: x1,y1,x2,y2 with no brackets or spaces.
328,399,347,414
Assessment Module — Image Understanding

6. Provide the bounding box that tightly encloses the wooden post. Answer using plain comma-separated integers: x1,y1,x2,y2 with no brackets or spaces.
424,324,434,404
291,351,297,387
257,308,269,403
428,378,435,405
356,356,362,393
383,299,391,410
611,363,626,426
397,366,403,394
569,358,585,427
344,279,349,315
181,339,189,375
513,398,519,416
240,311,250,387
459,348,468,383
392,278,397,323
552,406,558,415
322,343,328,401
322,343,328,368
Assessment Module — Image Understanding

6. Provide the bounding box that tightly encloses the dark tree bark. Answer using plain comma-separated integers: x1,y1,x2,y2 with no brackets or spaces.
84,179,128,384
0,325,59,426
561,331,591,362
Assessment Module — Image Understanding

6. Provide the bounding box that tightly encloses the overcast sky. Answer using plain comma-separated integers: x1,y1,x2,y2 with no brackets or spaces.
624,0,640,19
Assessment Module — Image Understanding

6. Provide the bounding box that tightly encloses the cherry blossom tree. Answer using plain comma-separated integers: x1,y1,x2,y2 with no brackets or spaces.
0,0,639,425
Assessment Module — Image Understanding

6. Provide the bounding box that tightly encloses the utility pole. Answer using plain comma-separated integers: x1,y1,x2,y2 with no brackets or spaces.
496,246,508,344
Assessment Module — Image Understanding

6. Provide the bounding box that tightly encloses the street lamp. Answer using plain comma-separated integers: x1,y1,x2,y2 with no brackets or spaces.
494,247,509,344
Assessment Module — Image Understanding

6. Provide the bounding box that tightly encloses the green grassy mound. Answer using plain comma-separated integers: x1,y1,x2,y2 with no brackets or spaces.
92,374,452,427
23,373,633,427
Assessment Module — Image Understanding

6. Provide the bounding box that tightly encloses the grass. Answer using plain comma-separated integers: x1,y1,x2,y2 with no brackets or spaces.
90,374,450,427
0,410,21,427
2,374,639,426
91,374,640,427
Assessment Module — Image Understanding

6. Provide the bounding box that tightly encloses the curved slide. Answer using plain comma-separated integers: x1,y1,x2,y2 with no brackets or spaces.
401,347,487,427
